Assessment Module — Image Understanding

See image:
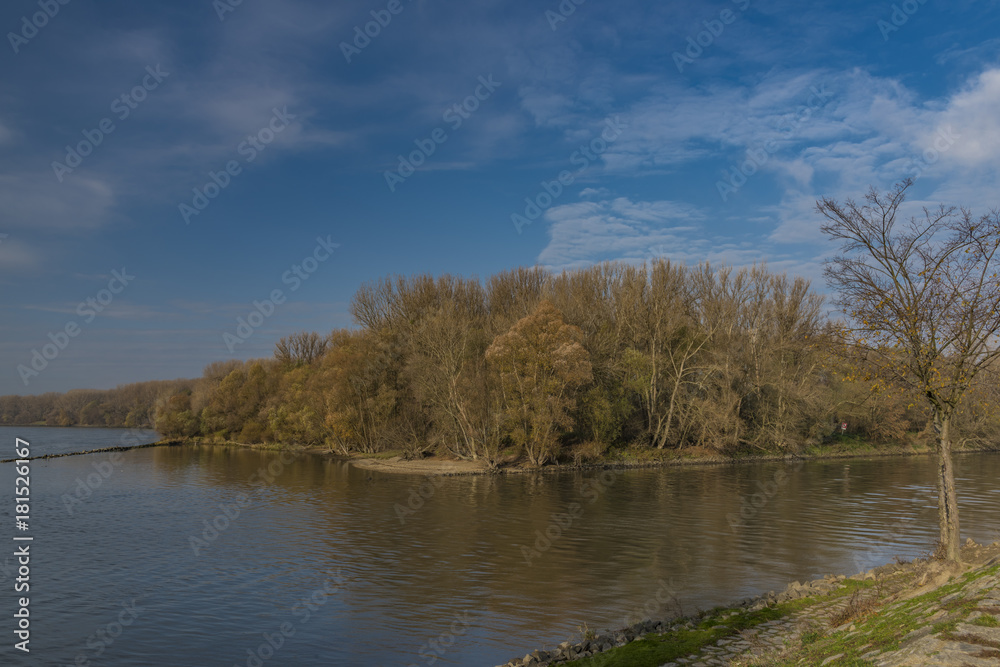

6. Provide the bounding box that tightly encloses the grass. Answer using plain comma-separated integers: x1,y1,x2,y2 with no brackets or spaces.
800,433,928,458
973,615,1000,628
560,608,782,667
800,629,823,645
560,563,1000,667
560,582,868,667
778,563,1000,666
829,588,883,627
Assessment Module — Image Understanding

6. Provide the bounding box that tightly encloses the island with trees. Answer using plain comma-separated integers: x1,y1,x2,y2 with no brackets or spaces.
4,181,1000,562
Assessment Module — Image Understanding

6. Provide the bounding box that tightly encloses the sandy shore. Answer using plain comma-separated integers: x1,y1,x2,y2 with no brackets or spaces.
151,437,1000,478
343,446,1000,477
348,455,488,475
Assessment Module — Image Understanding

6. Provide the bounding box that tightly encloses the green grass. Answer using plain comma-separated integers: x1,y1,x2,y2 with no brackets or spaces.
800,433,927,458
560,583,868,667
973,615,1000,627
560,608,782,667
561,564,1000,667
779,563,1000,666
800,629,823,645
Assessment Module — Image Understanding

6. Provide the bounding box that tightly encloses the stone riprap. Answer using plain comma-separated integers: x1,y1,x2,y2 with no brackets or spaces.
497,540,1000,667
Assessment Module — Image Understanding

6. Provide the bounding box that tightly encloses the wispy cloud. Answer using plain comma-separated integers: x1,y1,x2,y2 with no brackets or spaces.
0,172,115,232
538,196,704,269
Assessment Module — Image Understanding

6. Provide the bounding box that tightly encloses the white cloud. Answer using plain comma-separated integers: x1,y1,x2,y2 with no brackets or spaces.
537,194,828,285
538,197,703,269
933,69,1000,167
578,187,611,199
0,237,38,272
0,173,114,231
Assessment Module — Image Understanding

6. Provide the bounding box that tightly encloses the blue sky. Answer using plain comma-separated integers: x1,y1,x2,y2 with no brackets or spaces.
2,0,1000,394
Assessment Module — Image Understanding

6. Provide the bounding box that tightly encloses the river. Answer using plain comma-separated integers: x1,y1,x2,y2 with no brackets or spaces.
0,426,997,665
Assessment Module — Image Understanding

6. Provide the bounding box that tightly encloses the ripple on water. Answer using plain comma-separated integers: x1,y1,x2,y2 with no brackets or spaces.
1,429,998,665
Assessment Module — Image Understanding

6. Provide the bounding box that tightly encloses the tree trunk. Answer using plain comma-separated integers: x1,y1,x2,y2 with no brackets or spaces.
657,372,683,450
935,413,961,562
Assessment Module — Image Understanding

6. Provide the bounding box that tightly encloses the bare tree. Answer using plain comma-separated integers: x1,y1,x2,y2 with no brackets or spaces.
274,331,329,366
618,260,713,449
818,179,1000,562
406,303,487,461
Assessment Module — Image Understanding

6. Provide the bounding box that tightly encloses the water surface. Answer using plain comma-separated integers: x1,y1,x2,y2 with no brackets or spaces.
0,427,997,665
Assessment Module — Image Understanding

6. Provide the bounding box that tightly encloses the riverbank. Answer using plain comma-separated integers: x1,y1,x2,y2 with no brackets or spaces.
158,435,1000,477
346,437,1000,476
497,540,1000,667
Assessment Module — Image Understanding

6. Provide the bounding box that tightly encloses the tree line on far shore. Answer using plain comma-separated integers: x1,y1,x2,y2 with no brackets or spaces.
0,379,195,430
4,260,998,466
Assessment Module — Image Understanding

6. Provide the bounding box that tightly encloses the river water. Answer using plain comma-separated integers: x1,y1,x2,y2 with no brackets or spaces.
0,426,997,666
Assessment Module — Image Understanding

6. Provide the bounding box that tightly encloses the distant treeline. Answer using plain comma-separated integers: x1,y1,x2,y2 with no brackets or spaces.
0,379,196,429
7,261,999,465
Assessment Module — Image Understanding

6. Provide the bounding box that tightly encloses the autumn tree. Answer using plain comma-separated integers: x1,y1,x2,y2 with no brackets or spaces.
698,265,825,451
154,391,200,437
617,261,715,449
406,302,490,460
818,180,1000,562
485,266,549,336
319,329,397,454
4,261,851,463
274,331,329,367
200,361,277,442
486,300,593,466
549,264,632,450
266,361,328,447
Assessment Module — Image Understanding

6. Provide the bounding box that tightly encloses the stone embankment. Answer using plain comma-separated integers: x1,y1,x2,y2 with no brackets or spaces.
497,540,1000,667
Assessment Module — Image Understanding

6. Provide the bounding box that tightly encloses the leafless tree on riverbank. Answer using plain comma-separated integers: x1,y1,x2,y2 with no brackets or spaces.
818,179,1000,562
